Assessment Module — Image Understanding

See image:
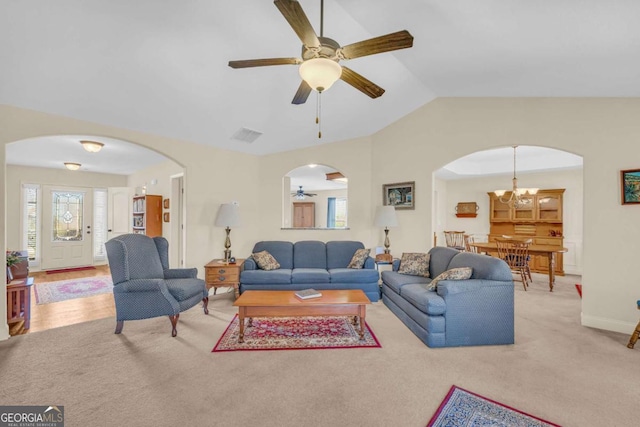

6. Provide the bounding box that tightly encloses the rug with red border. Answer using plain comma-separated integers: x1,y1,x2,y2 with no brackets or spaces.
427,385,560,427
34,276,113,304
212,315,381,352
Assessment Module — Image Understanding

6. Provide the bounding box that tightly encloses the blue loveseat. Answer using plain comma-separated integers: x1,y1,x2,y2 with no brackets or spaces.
240,240,380,302
381,246,514,348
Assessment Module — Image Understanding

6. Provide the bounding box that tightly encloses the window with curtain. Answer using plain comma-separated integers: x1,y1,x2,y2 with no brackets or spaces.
327,198,336,228
327,197,347,228
22,184,40,264
93,188,108,260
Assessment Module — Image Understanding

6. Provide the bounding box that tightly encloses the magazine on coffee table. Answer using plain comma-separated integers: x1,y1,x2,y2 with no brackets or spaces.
295,289,322,300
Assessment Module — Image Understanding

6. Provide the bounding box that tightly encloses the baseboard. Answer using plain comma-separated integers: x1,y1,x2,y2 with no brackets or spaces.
581,313,635,334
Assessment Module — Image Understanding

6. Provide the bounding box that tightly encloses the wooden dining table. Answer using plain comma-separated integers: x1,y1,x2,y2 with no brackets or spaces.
469,242,568,292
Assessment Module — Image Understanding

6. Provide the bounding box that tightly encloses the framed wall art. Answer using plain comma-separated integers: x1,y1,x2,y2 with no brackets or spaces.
383,181,415,210
621,169,640,204
163,198,170,209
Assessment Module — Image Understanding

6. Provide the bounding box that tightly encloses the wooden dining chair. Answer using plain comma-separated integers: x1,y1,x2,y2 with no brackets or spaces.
495,237,532,290
444,231,466,251
627,300,640,349
464,234,477,253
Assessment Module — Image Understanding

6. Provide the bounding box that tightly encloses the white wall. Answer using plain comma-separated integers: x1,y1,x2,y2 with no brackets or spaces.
436,168,583,274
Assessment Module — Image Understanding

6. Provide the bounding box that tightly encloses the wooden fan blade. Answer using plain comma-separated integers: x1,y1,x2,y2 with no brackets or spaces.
340,67,385,99
292,80,312,105
228,58,301,68
338,30,414,60
274,0,320,48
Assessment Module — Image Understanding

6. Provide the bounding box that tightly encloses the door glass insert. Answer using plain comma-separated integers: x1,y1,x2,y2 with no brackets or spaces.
52,191,84,241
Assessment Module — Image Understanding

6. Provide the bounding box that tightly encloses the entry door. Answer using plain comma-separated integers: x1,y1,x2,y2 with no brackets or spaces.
41,186,94,270
107,187,133,240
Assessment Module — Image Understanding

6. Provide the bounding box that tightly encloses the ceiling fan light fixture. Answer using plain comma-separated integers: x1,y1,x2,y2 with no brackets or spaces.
299,58,342,92
80,140,104,153
64,162,81,171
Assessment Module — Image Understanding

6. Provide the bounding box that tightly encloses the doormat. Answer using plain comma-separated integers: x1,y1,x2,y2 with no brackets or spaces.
427,386,560,427
213,315,381,352
46,266,97,275
34,276,113,304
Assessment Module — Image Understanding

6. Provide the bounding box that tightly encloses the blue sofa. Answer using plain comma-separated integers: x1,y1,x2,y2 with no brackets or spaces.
381,247,514,348
240,240,380,302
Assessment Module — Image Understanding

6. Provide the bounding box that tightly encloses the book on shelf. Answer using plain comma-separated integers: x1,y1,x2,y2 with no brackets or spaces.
295,289,322,300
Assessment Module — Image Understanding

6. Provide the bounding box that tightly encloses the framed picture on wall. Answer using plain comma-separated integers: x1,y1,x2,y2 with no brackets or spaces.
621,169,640,204
383,181,415,210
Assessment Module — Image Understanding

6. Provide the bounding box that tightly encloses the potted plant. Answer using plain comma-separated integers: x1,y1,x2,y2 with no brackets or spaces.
6,251,21,284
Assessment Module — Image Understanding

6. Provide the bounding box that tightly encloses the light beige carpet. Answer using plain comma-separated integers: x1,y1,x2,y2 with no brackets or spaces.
0,275,637,427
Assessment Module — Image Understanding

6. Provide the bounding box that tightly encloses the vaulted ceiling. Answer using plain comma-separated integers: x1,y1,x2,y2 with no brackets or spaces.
1,0,635,172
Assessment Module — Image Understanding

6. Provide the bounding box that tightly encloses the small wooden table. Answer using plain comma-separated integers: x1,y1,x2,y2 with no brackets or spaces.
233,290,371,343
470,242,568,291
204,258,245,299
6,277,34,329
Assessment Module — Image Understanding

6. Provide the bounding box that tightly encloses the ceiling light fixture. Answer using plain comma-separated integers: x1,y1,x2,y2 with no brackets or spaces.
494,146,539,208
299,58,342,93
64,162,81,171
80,140,104,153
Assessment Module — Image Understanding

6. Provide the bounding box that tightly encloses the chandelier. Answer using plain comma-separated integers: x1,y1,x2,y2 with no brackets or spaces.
494,146,539,208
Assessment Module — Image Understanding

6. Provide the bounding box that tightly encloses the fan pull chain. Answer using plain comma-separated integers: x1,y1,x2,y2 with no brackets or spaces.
316,91,322,138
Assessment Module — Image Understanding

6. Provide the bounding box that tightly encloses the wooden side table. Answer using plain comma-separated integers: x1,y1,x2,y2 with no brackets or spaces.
7,277,33,329
204,259,245,299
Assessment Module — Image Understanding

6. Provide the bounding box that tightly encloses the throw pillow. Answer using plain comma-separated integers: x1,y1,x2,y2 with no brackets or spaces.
427,267,473,291
252,250,280,271
347,248,370,269
397,253,430,277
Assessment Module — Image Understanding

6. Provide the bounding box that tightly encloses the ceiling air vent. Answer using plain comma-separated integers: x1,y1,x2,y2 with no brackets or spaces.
231,127,262,143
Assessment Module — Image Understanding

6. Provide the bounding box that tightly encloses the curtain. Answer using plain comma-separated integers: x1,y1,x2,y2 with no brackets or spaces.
327,197,336,228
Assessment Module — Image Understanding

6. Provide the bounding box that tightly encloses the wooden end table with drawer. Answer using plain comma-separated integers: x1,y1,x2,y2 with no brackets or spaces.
204,258,245,299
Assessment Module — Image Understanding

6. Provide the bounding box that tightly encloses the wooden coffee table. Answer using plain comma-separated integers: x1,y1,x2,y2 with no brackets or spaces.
233,290,371,343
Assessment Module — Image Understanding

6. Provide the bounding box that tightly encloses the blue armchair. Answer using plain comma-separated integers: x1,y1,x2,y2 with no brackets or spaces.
105,234,209,337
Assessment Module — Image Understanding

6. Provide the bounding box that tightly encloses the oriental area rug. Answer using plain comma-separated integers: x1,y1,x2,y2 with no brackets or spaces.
34,276,113,304
212,315,381,352
428,386,560,427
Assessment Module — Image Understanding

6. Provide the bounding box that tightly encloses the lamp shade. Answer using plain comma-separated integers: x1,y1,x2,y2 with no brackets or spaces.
374,206,398,228
299,58,342,92
214,203,240,227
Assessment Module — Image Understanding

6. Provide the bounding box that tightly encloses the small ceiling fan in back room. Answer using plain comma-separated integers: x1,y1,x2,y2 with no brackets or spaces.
229,0,414,137
292,186,317,200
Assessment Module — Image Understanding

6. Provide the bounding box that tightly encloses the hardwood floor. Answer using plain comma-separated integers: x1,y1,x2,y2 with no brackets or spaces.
9,265,116,336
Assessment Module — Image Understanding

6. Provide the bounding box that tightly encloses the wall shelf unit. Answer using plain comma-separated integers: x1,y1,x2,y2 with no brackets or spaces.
132,194,162,237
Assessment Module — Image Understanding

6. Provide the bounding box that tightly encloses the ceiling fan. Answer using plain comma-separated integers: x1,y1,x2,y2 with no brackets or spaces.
292,186,317,199
228,0,414,105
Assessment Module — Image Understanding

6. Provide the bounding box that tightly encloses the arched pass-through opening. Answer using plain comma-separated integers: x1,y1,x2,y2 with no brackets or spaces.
432,145,584,277
282,163,348,229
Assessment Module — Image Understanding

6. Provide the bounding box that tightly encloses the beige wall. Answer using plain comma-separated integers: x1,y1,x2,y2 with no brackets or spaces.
2,98,640,341
371,98,640,334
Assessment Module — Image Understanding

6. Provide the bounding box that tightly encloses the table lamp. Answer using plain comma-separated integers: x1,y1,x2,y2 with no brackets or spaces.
374,205,398,255
214,203,240,262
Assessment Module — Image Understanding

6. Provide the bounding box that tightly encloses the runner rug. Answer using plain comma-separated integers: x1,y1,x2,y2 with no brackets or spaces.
427,386,560,427
213,315,381,352
34,276,113,304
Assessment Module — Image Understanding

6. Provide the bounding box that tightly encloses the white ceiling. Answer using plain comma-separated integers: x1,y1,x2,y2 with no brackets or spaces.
1,0,635,174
